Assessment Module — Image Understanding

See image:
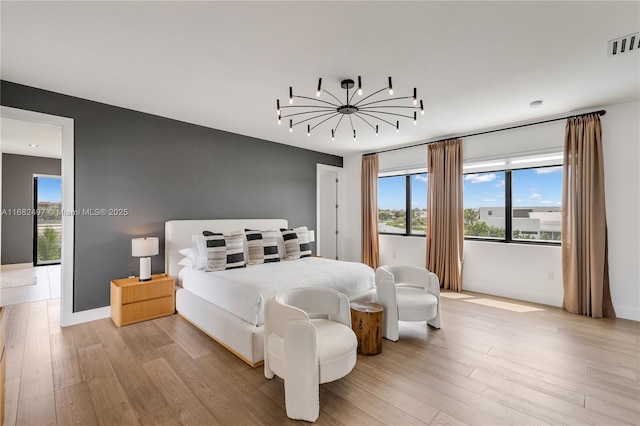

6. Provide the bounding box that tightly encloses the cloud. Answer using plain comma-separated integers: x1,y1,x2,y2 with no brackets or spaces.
495,180,505,188
535,166,563,175
465,173,496,184
515,199,523,203
539,200,554,204
414,175,428,182
556,201,561,205
529,193,542,200
482,198,496,202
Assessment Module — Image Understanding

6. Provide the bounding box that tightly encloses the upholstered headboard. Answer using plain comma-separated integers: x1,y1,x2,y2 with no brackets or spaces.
165,219,288,280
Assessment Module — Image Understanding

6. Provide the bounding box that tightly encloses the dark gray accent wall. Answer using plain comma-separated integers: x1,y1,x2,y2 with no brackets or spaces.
1,154,61,264
1,80,342,312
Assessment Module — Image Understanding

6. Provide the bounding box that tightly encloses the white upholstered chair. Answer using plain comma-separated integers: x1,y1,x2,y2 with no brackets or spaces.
264,287,357,422
375,265,441,341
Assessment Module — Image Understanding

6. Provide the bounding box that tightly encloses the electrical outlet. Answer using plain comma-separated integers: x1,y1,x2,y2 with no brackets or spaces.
547,272,554,280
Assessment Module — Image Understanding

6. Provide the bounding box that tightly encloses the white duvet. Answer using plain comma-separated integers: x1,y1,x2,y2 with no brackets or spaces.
179,257,375,326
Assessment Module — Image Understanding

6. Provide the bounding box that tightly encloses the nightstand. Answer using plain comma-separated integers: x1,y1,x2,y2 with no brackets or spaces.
110,273,175,326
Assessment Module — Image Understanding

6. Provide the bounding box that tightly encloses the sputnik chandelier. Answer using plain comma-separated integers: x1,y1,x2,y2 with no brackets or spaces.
276,76,424,141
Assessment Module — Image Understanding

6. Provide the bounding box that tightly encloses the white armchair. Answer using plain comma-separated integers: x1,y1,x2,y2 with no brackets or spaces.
264,287,357,422
375,265,441,341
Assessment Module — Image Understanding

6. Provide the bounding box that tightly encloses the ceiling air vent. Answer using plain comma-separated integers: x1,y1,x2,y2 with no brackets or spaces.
607,32,639,57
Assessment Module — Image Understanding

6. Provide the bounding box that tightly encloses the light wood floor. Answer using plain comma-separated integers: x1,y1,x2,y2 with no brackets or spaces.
3,292,639,425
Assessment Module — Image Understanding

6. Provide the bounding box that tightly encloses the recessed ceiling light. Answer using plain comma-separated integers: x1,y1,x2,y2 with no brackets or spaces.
529,100,543,108
28,143,38,147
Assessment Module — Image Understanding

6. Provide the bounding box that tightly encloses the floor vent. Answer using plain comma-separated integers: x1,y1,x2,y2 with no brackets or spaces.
608,32,639,57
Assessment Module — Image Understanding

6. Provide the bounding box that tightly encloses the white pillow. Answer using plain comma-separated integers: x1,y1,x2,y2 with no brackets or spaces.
178,256,194,268
191,235,209,270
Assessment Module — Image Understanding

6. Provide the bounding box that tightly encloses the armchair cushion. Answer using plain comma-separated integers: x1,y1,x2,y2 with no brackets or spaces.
396,287,438,321
267,319,357,384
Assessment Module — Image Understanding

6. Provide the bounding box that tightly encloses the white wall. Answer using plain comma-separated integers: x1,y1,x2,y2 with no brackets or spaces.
600,100,639,320
342,100,640,320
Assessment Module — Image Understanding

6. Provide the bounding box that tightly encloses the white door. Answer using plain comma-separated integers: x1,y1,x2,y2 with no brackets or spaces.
317,165,341,259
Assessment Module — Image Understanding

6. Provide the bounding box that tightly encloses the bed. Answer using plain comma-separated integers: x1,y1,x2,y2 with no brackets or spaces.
165,219,375,367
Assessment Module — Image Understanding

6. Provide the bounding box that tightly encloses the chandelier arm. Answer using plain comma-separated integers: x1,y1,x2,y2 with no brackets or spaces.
281,110,340,120
293,95,340,107
281,105,336,110
309,113,342,131
353,87,388,106
291,112,338,126
356,96,413,108
332,114,346,133
358,105,421,110
348,89,358,105
321,89,343,105
358,112,398,128
352,113,376,130
358,110,414,120
349,115,355,133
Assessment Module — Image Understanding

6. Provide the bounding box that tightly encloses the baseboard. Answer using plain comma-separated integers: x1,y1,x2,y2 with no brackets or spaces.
613,305,640,321
61,305,111,327
462,281,563,308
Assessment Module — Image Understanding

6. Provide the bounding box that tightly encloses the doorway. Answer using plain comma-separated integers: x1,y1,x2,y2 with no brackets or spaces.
1,106,80,325
316,164,343,260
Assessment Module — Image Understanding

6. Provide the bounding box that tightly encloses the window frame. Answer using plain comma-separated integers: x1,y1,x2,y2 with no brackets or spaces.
464,164,563,246
378,172,427,237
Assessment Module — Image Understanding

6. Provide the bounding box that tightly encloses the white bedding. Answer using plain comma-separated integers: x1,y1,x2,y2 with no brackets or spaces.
179,257,375,326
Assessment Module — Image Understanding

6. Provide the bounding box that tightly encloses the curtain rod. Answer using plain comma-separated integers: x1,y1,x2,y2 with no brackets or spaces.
364,109,606,156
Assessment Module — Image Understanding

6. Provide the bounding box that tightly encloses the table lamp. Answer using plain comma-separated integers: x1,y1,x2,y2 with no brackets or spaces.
132,237,159,281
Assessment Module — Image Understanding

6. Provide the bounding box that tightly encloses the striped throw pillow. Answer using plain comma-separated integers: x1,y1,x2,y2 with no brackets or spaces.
224,230,246,269
244,229,264,265
294,226,312,258
202,231,226,271
261,229,280,263
280,229,301,260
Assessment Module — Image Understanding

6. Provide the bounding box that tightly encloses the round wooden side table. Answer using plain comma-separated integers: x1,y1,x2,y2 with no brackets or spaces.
350,301,384,355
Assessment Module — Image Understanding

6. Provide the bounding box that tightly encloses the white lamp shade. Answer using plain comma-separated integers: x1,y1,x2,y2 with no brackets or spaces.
308,230,315,243
132,237,159,257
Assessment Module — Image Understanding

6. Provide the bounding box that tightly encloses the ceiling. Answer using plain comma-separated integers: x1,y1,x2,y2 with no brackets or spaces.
1,1,638,157
1,117,62,159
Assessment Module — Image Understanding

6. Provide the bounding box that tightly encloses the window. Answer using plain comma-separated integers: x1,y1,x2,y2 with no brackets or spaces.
463,164,562,244
34,175,62,265
463,171,506,239
512,167,562,242
378,173,427,235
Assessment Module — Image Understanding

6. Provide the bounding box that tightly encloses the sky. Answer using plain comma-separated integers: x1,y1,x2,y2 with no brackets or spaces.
379,167,562,210
379,174,427,210
37,176,62,203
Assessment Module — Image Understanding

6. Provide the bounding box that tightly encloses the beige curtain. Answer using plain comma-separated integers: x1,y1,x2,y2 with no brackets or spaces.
562,114,615,318
361,154,380,269
426,139,464,291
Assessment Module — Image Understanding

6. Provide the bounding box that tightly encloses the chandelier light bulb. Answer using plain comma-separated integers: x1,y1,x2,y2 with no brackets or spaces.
388,77,393,95
276,99,280,115
357,76,362,95
289,87,293,104
420,100,424,115
331,129,335,141
413,88,417,105
353,130,356,141
396,121,400,133
376,125,379,136
414,111,417,125
278,114,281,125
289,119,293,132
308,125,311,137
316,78,322,97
